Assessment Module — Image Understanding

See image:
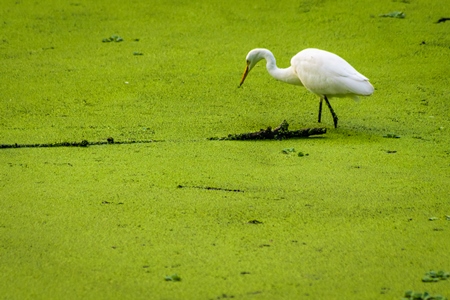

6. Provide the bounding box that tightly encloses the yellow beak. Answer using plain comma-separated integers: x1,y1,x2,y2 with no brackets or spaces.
239,63,250,87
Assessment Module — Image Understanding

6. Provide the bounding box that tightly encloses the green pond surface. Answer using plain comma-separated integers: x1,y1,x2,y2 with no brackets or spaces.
1,0,449,299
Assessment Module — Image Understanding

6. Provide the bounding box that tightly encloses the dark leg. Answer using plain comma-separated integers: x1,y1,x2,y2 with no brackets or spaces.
318,98,323,123
323,95,338,128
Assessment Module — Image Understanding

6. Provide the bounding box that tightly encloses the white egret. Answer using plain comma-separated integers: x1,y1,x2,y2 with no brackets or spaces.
239,48,374,128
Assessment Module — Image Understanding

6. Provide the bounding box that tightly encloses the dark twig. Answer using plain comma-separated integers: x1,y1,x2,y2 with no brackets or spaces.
436,17,450,23
208,120,326,140
0,138,156,149
177,185,244,193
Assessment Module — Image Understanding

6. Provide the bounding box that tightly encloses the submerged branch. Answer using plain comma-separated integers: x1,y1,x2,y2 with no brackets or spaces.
0,138,156,149
1,121,326,149
208,120,326,140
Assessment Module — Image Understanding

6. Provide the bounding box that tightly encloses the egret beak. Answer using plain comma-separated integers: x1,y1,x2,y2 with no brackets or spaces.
239,63,250,87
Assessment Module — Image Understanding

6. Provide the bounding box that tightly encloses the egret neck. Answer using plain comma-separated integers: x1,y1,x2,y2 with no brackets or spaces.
245,49,303,86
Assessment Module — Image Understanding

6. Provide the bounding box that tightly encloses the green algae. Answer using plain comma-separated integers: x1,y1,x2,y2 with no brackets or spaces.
1,0,450,299
422,271,450,283
403,290,448,300
165,274,182,282
379,11,406,19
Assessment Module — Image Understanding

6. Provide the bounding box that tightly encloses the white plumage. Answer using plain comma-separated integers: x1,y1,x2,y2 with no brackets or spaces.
239,48,374,128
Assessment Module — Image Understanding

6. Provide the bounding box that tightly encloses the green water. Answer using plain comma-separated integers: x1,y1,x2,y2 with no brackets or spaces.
1,0,449,299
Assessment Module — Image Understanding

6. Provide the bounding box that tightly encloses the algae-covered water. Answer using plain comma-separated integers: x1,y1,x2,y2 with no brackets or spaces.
1,0,449,299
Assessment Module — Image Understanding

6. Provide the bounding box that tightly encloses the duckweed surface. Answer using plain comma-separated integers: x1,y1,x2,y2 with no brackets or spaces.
1,0,449,299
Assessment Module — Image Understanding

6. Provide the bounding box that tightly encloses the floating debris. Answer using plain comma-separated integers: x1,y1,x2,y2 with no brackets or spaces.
436,17,450,23
164,274,181,282
404,290,447,300
380,11,405,18
0,138,156,149
247,219,263,225
282,147,295,154
209,120,326,141
383,133,401,138
102,35,124,42
177,185,244,193
422,270,450,283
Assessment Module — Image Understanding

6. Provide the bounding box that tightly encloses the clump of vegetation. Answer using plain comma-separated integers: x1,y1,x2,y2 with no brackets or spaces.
422,270,450,282
164,274,181,282
247,219,263,224
102,35,124,42
281,147,309,157
403,290,447,300
282,147,295,154
380,11,405,18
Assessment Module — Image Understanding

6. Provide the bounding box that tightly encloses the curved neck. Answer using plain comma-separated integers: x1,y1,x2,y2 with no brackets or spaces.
258,49,301,85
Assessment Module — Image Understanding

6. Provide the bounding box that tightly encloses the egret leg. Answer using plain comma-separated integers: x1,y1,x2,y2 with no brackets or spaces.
324,95,339,128
318,98,323,123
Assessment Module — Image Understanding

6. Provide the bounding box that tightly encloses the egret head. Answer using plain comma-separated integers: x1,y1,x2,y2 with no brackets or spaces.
239,49,266,87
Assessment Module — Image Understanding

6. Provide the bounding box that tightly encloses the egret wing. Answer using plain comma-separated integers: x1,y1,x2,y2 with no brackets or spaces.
292,49,373,97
